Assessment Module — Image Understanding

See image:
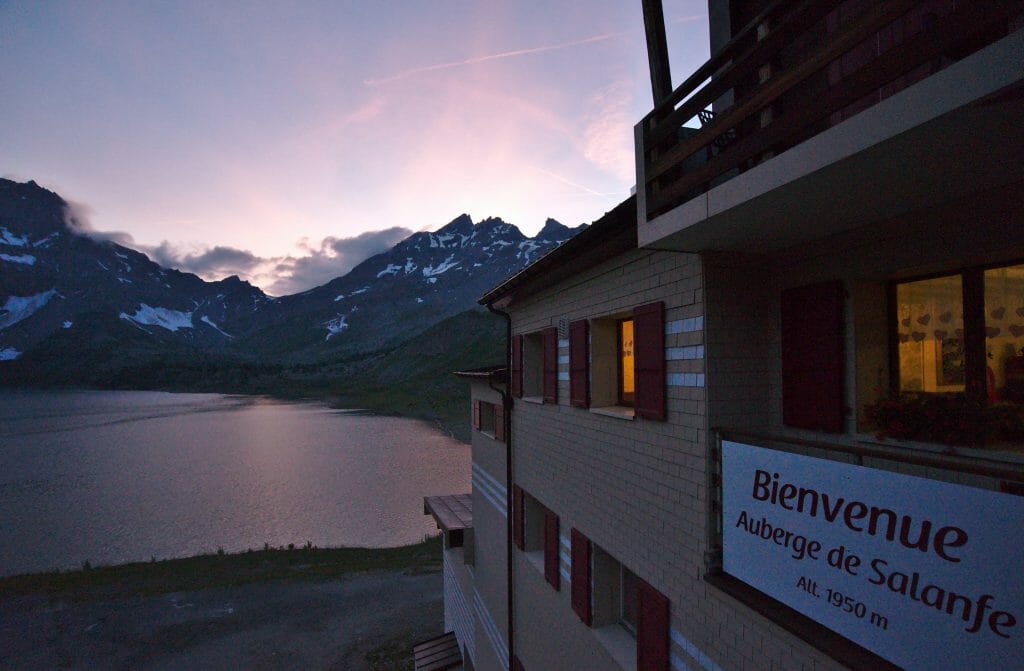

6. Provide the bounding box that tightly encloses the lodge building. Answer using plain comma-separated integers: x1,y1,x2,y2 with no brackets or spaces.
419,2,1024,670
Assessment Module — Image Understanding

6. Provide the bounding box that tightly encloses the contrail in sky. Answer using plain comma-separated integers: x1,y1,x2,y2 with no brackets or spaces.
365,31,627,86
532,166,620,198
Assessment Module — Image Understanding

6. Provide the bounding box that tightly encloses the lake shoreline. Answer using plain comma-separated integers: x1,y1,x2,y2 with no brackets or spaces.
1,382,470,443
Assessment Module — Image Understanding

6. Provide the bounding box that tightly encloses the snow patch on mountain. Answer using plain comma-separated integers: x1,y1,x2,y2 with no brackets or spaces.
351,287,369,295
0,253,35,265
32,232,59,248
377,263,402,278
422,254,459,277
324,314,349,340
0,347,20,361
0,290,57,330
334,294,345,302
404,258,417,274
0,228,28,247
518,240,541,262
119,304,193,332
63,321,73,329
200,315,233,338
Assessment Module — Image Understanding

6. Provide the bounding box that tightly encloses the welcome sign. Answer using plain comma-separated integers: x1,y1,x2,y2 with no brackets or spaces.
721,440,1023,670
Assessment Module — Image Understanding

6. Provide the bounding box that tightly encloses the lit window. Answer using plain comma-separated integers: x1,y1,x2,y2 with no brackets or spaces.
984,264,1024,403
896,273,964,393
618,319,635,406
883,263,1024,447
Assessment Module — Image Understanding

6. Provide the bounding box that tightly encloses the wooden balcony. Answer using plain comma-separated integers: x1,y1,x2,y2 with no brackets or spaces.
640,0,1022,223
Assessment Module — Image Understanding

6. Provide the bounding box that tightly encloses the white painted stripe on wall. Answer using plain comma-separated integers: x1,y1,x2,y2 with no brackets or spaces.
558,355,569,365
473,476,505,517
666,345,704,360
667,373,705,387
471,466,506,513
560,567,571,582
557,372,569,381
472,471,507,518
671,627,723,671
474,589,509,668
560,534,570,550
665,316,703,334
444,553,476,663
472,463,507,498
558,338,569,349
672,652,696,671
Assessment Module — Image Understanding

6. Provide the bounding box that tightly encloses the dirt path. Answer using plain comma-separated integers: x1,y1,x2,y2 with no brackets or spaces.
0,568,442,670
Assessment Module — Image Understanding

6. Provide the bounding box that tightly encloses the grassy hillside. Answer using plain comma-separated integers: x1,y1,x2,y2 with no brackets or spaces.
2,307,506,441
325,307,506,441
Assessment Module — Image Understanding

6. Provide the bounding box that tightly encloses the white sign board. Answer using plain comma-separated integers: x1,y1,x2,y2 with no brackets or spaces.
722,440,1023,670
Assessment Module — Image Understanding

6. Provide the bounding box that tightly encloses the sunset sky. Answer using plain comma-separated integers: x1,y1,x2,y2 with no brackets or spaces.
1,1,709,294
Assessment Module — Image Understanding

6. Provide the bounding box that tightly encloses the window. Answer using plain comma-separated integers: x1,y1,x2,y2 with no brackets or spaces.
881,262,1024,448
895,262,1024,402
591,545,636,630
471,400,504,441
514,487,560,590
618,318,635,406
516,328,557,402
896,274,965,393
589,543,671,671
587,302,665,420
984,264,1024,403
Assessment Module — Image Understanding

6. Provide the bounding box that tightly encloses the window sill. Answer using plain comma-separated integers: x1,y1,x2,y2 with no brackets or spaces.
524,549,544,576
592,623,636,671
479,430,496,439
590,406,635,420
521,396,545,405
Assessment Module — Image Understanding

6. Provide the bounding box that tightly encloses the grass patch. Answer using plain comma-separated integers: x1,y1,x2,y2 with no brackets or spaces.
0,536,441,602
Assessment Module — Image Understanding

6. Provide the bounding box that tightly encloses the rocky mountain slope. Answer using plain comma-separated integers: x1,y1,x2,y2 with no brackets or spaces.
0,178,581,384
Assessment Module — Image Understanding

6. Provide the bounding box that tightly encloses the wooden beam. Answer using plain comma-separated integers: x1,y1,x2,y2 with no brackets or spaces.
642,0,673,104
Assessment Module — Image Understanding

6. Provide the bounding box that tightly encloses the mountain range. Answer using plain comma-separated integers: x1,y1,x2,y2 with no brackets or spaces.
0,177,583,425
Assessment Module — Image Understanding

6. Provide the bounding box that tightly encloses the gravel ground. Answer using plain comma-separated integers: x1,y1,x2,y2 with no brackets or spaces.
0,568,442,670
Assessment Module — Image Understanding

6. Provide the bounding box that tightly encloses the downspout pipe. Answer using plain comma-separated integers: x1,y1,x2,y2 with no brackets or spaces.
486,301,515,671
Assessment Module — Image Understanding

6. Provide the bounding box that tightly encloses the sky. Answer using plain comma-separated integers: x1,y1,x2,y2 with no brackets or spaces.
0,1,710,295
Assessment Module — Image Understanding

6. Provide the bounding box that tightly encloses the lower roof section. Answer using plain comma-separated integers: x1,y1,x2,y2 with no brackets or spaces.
413,630,462,671
424,493,472,533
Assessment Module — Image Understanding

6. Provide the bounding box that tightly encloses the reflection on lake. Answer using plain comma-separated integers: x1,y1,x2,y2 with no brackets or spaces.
0,390,469,576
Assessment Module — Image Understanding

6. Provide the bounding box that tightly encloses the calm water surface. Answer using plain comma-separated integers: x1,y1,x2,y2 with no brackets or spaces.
0,390,469,576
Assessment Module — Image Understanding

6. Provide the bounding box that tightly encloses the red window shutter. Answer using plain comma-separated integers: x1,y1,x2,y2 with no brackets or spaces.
512,485,524,550
637,578,670,671
494,402,505,442
544,508,560,590
570,528,592,625
543,327,558,404
511,335,523,398
781,281,844,432
634,302,666,420
472,400,481,430
569,320,590,408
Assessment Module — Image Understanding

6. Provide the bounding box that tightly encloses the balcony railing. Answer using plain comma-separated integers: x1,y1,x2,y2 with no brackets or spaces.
640,0,1020,221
